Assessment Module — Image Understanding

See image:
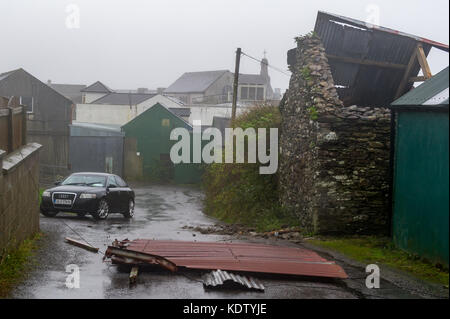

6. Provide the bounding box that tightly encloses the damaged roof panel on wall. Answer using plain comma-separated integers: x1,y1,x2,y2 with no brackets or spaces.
287,11,449,108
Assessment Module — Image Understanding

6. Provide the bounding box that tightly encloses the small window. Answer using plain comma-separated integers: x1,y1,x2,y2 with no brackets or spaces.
20,96,34,113
256,87,264,100
240,87,248,100
248,87,256,100
162,119,170,127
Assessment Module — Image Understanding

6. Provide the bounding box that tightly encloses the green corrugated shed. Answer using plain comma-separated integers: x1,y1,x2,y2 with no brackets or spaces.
390,67,449,266
122,103,203,184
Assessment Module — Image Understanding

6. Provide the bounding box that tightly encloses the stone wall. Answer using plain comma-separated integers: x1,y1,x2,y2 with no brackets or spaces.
279,34,391,235
0,143,41,256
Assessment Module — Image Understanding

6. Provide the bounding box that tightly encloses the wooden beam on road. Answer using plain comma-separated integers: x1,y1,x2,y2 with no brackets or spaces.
129,266,139,285
65,237,99,253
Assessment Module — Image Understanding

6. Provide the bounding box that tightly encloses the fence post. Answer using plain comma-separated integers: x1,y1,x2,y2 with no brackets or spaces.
22,107,27,146
7,107,13,153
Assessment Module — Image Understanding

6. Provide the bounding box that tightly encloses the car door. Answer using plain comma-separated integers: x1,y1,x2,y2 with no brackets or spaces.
106,176,121,212
115,175,131,212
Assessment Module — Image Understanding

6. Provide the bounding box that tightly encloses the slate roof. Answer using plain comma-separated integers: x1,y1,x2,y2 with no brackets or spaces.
81,81,113,93
49,83,86,103
0,69,18,82
164,70,229,93
238,73,268,85
0,68,74,105
91,92,156,105
391,67,449,108
169,107,191,117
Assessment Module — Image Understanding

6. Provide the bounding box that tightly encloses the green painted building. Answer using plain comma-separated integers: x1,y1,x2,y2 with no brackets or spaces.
390,67,449,266
121,103,203,184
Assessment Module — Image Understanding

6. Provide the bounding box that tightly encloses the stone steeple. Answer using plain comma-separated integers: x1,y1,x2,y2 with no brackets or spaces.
260,51,269,81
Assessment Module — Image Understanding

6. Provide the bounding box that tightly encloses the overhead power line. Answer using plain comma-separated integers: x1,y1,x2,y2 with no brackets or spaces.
240,51,291,77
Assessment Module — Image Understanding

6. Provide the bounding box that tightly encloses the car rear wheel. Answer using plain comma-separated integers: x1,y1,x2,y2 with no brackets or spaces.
92,199,109,220
123,200,135,218
40,208,58,217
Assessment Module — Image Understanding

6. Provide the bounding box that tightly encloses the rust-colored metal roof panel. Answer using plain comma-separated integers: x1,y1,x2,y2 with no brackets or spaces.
116,239,348,279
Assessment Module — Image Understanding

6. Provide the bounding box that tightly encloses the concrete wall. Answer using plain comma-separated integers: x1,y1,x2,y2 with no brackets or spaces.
279,34,391,235
75,95,184,125
0,143,42,255
83,92,107,103
188,104,245,125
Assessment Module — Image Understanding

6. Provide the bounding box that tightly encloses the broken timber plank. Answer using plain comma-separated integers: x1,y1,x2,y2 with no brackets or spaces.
105,246,178,272
129,266,139,285
65,237,99,253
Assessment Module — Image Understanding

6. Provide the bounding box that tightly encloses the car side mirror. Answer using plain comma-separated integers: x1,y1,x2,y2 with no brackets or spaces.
54,181,61,186
107,184,116,189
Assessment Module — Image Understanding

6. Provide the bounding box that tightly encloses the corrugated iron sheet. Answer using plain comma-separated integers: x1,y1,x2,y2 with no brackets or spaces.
108,239,348,279
304,11,449,108
203,269,265,292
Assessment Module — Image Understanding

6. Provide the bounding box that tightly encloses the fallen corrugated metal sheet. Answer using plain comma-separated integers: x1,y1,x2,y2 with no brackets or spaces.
203,269,265,292
105,239,348,279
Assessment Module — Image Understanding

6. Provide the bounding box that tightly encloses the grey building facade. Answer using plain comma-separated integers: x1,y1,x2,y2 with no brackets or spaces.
69,122,124,176
0,68,73,180
164,56,277,105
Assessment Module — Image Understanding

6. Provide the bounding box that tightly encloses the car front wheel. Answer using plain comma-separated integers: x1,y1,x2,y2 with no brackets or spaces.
92,199,109,220
123,200,135,218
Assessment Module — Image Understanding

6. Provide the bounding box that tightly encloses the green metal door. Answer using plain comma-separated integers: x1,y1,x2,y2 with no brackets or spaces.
393,111,449,265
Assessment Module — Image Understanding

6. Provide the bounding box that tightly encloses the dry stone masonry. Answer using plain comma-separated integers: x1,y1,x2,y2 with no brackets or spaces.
279,34,391,235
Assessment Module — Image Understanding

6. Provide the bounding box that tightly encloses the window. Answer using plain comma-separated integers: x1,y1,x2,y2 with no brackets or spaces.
61,174,106,187
162,119,170,127
256,87,264,101
20,96,34,113
115,176,127,187
239,85,265,101
240,87,248,100
108,176,119,187
248,87,256,100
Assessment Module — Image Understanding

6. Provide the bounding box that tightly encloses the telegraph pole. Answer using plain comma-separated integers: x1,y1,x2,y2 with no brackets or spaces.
231,48,241,123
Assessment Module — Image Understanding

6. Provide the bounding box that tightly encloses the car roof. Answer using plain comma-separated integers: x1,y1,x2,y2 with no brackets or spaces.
71,172,113,177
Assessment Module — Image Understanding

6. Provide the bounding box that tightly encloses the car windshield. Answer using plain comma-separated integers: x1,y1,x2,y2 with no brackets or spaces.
61,174,107,187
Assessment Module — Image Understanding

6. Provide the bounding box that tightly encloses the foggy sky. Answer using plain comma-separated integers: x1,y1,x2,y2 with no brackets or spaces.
1,0,448,92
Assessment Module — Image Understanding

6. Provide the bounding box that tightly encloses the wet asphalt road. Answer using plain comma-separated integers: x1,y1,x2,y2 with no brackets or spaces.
11,185,431,299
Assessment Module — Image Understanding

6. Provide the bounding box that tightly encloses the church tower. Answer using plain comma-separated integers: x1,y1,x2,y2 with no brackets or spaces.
260,52,270,81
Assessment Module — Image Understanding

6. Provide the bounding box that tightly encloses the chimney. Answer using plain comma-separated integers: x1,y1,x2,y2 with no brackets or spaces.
47,79,52,85
137,88,149,94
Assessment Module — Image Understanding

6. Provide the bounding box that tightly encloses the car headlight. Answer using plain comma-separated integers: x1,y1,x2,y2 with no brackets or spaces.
42,191,51,197
80,193,97,199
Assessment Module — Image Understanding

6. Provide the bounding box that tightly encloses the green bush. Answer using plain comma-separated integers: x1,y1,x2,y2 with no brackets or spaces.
203,105,298,232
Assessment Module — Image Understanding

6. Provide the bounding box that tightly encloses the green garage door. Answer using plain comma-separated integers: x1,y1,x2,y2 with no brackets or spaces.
393,111,449,266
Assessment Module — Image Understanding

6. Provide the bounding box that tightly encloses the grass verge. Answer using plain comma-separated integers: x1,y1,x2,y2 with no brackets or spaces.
39,188,44,204
0,233,43,298
307,236,449,287
202,104,300,232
